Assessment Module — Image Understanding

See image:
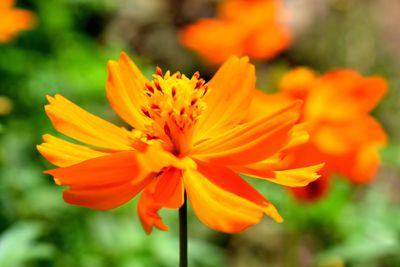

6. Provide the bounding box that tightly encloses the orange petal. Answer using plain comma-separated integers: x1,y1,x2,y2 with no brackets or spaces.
193,101,301,165
218,0,278,23
355,76,388,113
313,123,355,155
196,161,275,208
45,147,176,210
313,116,387,156
8,10,35,30
245,90,293,121
0,9,35,42
332,143,384,184
233,155,284,176
0,0,14,9
319,70,387,114
153,168,184,209
45,143,176,185
183,164,282,233
236,160,323,187
347,147,381,183
44,143,178,217
45,151,151,187
270,163,324,187
37,134,108,167
137,182,169,235
194,56,256,141
304,70,388,121
180,19,244,65
245,25,292,60
137,168,184,234
64,179,151,210
195,100,300,152
279,67,317,100
45,94,133,150
106,52,151,130
282,123,310,151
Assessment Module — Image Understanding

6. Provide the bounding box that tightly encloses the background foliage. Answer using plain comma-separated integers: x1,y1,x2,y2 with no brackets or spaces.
0,0,399,266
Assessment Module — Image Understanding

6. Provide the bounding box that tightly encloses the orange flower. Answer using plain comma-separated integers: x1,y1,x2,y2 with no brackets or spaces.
38,53,322,234
180,0,292,64
0,0,35,43
251,67,388,201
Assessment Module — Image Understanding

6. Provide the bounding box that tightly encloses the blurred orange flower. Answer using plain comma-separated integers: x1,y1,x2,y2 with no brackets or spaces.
0,0,35,43
180,0,292,64
251,68,388,201
38,52,322,233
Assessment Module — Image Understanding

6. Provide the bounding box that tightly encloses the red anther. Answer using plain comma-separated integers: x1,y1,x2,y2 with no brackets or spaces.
156,170,165,177
146,134,158,140
190,98,198,105
145,83,154,93
176,72,182,79
141,107,151,118
151,103,160,109
180,108,185,115
172,87,177,97
154,80,162,92
195,80,203,89
156,66,163,76
193,71,200,79
202,85,208,96
164,124,171,137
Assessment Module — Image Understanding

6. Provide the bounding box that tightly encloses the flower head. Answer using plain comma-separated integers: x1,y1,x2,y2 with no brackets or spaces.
250,67,388,201
38,53,322,233
180,0,292,64
0,0,35,43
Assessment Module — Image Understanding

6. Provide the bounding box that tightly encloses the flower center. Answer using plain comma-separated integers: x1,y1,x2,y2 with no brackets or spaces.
141,67,208,156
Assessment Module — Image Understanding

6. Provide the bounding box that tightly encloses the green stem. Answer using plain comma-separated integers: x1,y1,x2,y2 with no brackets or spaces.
179,192,188,267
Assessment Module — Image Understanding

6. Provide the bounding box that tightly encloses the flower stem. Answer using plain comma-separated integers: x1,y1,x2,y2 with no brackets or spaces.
179,192,188,267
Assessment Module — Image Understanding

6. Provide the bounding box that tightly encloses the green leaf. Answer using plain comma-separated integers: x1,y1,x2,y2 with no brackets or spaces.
0,222,54,267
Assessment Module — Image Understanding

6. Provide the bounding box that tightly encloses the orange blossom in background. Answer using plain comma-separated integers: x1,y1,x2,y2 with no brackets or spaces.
180,0,292,64
38,52,323,234
0,0,35,43
251,67,387,201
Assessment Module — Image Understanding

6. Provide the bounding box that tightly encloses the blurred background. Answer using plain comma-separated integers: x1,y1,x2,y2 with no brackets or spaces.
1,0,400,266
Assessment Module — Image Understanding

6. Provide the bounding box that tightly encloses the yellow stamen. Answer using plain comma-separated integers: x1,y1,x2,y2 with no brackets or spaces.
141,68,208,156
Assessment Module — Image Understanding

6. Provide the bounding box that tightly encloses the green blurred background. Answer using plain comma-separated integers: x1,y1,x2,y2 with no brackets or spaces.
1,0,400,266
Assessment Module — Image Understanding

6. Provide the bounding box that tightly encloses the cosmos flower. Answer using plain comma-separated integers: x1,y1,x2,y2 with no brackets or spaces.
0,0,35,43
180,0,292,64
38,53,322,233
251,67,388,201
